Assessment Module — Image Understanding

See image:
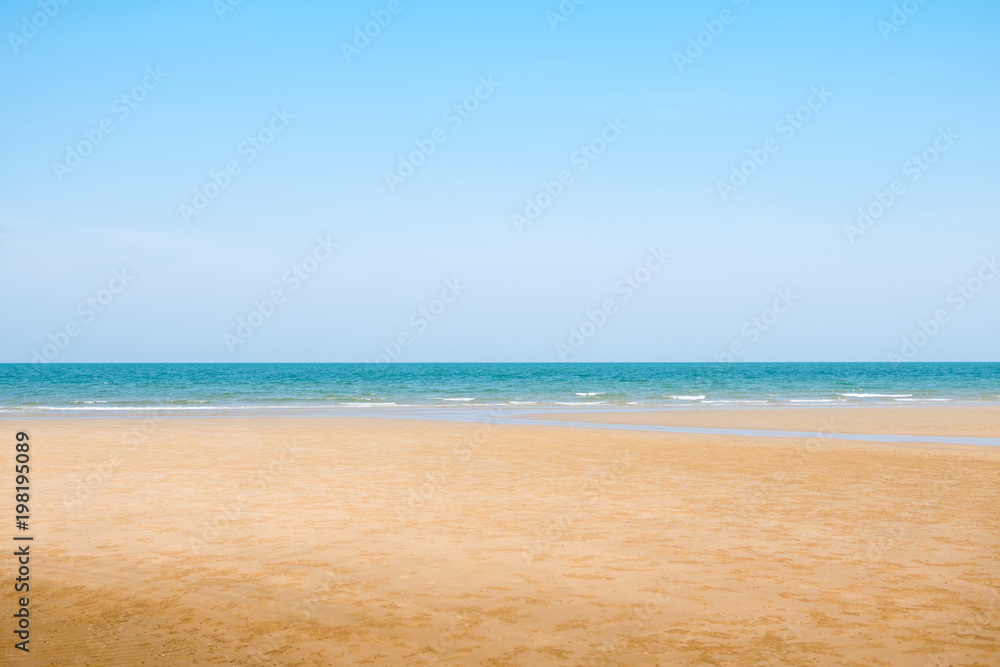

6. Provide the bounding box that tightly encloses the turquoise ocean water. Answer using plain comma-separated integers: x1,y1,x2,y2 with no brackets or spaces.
1,363,998,416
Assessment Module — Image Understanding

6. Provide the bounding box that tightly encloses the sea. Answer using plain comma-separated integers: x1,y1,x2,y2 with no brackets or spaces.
1,363,999,417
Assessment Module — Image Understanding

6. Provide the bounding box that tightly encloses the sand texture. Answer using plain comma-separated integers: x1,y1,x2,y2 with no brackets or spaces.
2,413,999,666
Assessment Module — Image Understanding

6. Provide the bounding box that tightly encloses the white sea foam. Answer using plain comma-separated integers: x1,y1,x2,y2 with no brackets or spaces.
840,393,913,398
554,401,607,406
670,395,705,401
894,398,952,402
337,402,398,406
14,403,425,412
441,397,476,402
789,399,834,403
575,392,604,396
25,405,226,411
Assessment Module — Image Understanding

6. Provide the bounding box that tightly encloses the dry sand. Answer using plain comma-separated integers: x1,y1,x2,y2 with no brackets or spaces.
2,412,999,666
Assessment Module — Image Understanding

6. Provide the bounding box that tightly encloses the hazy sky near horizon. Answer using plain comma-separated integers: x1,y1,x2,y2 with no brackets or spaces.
1,0,998,362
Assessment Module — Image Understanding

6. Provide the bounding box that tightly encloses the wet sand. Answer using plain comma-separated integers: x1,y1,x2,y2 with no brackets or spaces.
533,405,1000,438
3,413,999,665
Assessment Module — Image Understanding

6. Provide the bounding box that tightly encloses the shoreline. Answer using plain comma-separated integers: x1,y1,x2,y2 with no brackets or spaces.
4,398,1000,413
5,404,1000,447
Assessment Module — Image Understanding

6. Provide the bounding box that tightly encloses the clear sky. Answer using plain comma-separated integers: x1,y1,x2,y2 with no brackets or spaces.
1,0,998,362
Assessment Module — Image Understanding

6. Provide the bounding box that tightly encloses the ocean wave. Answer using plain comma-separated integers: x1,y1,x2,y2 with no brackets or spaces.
788,399,835,403
336,402,399,407
840,393,913,398
23,405,222,411
894,398,952,402
669,395,706,401
508,401,537,405
13,403,421,412
440,397,476,402
575,392,604,396
554,401,608,406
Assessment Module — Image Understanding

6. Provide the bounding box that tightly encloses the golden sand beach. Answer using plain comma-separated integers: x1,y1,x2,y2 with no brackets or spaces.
4,409,999,665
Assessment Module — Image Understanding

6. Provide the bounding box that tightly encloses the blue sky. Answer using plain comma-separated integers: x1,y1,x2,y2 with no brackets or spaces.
1,0,998,362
